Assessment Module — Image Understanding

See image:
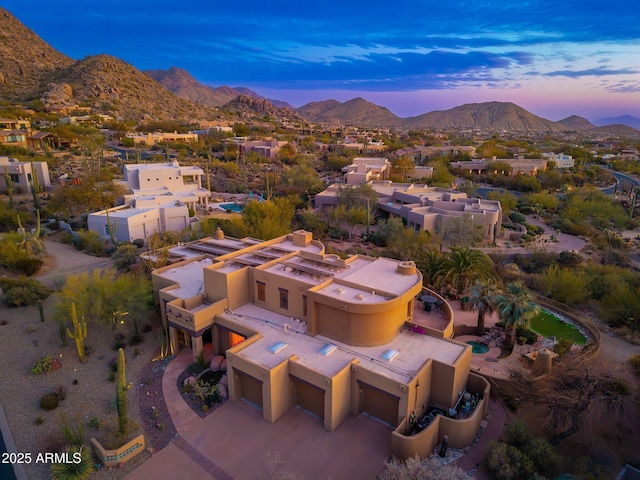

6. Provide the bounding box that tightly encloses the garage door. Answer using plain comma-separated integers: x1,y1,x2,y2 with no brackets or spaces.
293,377,325,420
360,382,399,427
237,370,263,409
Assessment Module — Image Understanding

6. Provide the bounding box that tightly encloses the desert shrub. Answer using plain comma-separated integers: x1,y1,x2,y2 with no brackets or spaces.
0,277,50,307
75,230,105,256
14,257,43,276
503,396,519,412
515,325,538,345
32,355,61,374
485,442,534,480
486,420,561,479
553,338,574,357
132,238,145,248
40,393,60,411
59,414,86,447
112,244,139,272
629,354,640,377
378,455,469,480
509,211,526,224
50,445,94,480
188,353,207,375
558,250,583,267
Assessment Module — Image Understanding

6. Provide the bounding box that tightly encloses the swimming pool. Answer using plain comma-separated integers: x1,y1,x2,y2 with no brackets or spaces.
465,341,489,354
219,203,243,213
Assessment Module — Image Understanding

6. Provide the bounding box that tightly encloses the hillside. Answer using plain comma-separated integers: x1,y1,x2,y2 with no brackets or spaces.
221,95,305,123
587,124,640,136
44,55,215,121
594,115,640,129
297,97,401,127
404,102,564,133
147,67,295,110
0,7,74,101
556,115,595,130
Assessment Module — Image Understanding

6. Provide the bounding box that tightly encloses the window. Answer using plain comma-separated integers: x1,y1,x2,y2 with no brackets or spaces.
279,288,288,310
256,281,266,302
302,295,307,317
10,174,19,183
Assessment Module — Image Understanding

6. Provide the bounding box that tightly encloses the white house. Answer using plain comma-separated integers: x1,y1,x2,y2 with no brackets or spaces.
88,161,210,243
0,157,51,194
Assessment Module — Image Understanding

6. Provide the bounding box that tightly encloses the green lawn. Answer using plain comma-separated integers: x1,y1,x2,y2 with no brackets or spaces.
529,308,587,345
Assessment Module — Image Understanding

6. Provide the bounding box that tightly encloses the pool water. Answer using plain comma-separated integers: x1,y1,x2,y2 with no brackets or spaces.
219,203,243,213
465,341,489,354
529,308,587,345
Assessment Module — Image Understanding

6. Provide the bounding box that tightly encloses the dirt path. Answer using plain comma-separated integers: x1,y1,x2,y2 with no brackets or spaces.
32,232,113,286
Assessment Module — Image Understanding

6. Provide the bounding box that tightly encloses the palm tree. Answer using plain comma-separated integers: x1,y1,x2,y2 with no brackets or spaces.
416,248,446,289
468,279,500,335
440,247,496,298
494,281,539,349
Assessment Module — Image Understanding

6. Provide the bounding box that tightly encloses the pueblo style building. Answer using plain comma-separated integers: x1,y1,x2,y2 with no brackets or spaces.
151,230,490,459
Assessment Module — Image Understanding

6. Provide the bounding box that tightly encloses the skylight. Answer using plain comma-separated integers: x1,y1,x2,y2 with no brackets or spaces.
268,341,287,354
318,343,337,356
381,349,399,362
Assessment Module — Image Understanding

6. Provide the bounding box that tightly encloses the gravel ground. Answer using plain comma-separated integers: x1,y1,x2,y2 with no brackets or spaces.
0,296,173,480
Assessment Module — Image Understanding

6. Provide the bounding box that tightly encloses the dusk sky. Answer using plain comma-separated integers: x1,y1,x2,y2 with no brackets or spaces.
3,1,640,121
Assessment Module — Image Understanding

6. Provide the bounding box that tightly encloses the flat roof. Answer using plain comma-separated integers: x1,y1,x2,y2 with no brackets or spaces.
226,303,466,383
158,257,214,298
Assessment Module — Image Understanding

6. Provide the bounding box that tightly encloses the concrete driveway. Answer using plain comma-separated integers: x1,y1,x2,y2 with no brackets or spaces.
125,401,392,480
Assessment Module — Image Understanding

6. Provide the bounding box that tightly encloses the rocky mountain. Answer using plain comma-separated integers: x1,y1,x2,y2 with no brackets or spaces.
0,8,216,121
594,115,640,129
221,95,305,123
587,124,640,137
0,8,74,101
146,67,294,109
404,102,564,133
297,97,402,127
556,115,595,130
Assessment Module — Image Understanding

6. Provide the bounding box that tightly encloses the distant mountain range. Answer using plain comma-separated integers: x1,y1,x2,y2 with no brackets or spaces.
594,115,640,129
1,6,638,136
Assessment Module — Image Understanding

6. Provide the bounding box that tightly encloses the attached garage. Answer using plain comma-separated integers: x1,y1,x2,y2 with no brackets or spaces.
236,370,263,409
359,381,400,427
292,377,325,420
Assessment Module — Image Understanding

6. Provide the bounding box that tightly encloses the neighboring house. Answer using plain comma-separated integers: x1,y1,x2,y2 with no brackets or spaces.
150,229,490,461
88,161,210,243
0,118,31,130
315,182,502,241
125,131,199,146
341,157,391,184
450,156,548,176
0,130,29,149
396,146,477,164
87,199,189,244
542,152,575,168
0,157,51,194
238,139,287,161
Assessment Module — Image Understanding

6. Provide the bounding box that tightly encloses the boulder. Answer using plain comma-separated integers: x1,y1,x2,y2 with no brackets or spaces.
183,376,196,388
220,359,227,371
217,384,228,400
219,374,228,387
210,355,224,371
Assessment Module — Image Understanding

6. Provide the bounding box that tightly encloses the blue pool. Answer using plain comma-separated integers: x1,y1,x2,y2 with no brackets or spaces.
465,341,489,354
219,203,243,213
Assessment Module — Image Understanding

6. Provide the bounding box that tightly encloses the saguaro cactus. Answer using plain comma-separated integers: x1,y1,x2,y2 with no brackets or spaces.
116,348,128,434
3,166,14,209
66,303,87,363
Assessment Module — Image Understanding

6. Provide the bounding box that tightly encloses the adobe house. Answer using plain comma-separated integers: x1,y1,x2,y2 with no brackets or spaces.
151,230,490,459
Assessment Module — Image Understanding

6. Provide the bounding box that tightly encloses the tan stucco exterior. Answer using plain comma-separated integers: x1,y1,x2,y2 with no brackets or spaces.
151,230,490,459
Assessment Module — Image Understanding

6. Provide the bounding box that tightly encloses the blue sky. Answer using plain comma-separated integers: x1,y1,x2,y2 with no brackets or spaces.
3,0,640,120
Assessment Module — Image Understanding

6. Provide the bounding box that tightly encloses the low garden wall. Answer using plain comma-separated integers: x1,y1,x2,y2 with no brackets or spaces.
91,434,145,467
